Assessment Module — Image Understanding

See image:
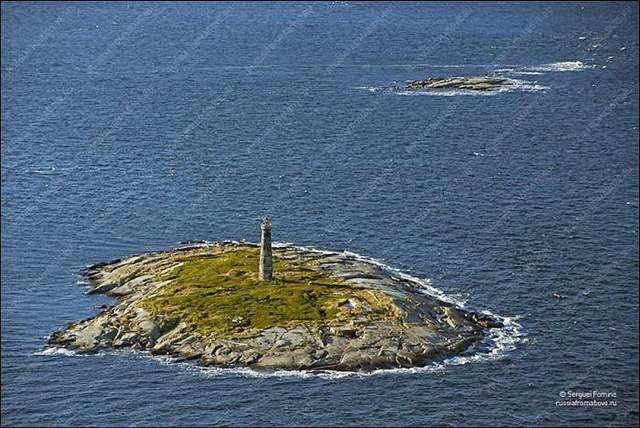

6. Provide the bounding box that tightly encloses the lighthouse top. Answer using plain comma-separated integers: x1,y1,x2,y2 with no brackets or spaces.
260,217,271,231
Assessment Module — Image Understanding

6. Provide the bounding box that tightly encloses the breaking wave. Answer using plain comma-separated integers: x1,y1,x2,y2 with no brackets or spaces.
495,68,545,76
527,60,593,72
353,85,386,93
496,61,592,74
33,347,106,357
30,166,59,175
33,347,79,357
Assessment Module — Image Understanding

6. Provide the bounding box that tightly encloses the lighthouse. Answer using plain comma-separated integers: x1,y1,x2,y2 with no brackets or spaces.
259,217,272,281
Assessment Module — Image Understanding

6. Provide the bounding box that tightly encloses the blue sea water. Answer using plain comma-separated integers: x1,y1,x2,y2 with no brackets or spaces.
1,2,638,426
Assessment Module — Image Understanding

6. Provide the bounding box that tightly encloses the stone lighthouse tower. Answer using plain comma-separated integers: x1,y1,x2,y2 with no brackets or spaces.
259,217,272,281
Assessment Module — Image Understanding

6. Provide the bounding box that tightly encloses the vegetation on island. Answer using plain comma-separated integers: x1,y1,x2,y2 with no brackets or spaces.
138,247,395,337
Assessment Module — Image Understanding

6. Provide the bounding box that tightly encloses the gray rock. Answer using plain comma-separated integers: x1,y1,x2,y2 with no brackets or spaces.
113,331,139,347
139,321,161,342
405,76,509,92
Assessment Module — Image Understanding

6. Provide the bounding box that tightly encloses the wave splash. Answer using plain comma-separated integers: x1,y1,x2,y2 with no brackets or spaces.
527,60,593,72
33,347,79,357
32,347,106,357
497,60,594,75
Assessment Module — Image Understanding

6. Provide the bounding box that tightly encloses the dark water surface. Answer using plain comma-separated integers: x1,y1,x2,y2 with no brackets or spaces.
2,2,638,426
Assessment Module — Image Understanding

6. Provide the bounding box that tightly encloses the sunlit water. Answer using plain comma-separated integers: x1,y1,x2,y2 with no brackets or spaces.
1,2,638,426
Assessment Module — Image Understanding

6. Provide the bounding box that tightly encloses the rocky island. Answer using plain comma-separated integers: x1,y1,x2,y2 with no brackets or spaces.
49,220,502,372
405,76,511,92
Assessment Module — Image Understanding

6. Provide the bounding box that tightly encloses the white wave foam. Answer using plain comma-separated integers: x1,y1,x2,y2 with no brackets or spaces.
33,346,108,357
527,61,593,72
495,61,593,74
498,78,549,93
354,83,483,97
353,85,385,93
337,248,464,306
33,347,79,357
395,89,496,97
495,68,545,76
510,71,545,76
30,166,58,175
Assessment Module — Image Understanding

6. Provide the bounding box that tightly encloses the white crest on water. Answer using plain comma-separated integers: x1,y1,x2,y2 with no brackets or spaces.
32,346,106,357
526,60,593,72
496,68,545,76
33,347,78,356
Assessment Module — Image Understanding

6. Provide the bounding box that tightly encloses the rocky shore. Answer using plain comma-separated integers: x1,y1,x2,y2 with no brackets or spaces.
405,76,510,92
48,242,502,372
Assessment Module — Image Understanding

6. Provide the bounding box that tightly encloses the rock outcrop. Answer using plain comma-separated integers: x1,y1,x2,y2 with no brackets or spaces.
48,242,502,372
405,76,510,92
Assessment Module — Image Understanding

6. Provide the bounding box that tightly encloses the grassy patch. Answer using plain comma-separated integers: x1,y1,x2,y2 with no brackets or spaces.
138,247,390,337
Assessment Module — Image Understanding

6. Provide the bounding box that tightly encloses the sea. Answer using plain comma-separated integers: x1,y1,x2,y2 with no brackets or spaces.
1,2,638,426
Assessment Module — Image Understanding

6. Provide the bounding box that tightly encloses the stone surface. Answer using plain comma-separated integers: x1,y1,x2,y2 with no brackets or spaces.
405,76,511,92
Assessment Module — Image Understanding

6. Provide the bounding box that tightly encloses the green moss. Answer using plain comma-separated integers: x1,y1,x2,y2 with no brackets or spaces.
138,247,386,337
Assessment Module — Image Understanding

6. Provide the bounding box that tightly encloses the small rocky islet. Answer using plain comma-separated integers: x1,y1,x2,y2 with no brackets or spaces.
48,224,503,372
404,75,512,92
